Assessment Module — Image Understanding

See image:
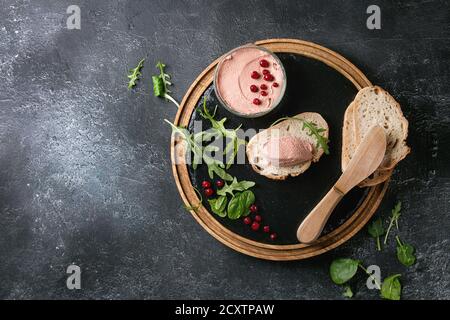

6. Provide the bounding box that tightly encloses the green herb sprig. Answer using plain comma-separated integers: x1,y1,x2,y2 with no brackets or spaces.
384,201,401,244
198,99,246,169
270,116,329,154
127,58,145,89
152,61,180,108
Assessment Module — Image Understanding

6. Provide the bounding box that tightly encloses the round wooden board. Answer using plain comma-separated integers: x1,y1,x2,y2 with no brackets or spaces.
170,39,389,260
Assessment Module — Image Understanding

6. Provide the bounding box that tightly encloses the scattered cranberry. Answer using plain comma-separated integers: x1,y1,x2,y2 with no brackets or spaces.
262,69,270,75
251,71,260,79
251,221,260,231
250,84,258,93
201,180,211,189
204,188,214,197
243,217,252,225
263,225,270,233
264,74,274,81
260,84,268,90
270,233,277,240
253,98,261,105
261,91,268,96
273,82,279,88
254,215,262,222
259,59,269,68
249,204,258,213
215,179,224,188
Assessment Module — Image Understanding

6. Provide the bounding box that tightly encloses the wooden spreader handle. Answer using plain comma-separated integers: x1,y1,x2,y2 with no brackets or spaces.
296,187,344,243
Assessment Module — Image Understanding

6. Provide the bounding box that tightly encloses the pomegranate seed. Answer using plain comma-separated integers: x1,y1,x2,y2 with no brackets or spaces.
273,82,279,87
264,74,274,81
215,180,224,188
263,225,270,233
250,85,258,93
253,98,261,105
204,188,214,197
249,204,258,213
251,71,260,79
259,59,269,68
201,181,211,189
243,217,252,225
254,215,262,222
270,233,277,240
251,221,260,231
260,84,268,90
261,91,268,96
262,69,270,75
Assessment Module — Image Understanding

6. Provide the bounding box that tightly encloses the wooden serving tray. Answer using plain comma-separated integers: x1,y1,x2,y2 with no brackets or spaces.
170,39,389,260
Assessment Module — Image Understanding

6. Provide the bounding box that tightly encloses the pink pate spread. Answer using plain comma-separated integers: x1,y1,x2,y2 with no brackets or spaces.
262,136,313,167
216,46,285,115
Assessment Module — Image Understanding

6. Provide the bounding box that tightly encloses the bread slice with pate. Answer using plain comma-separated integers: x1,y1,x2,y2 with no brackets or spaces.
246,112,329,180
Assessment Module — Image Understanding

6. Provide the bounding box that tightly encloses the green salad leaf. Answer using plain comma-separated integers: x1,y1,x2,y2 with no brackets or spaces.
380,274,402,300
342,285,353,298
216,177,255,197
329,258,360,285
396,236,416,267
127,58,145,89
368,218,385,251
152,61,180,108
208,196,228,217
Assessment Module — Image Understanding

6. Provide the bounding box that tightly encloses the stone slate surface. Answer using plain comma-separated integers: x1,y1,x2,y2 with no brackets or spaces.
0,0,449,299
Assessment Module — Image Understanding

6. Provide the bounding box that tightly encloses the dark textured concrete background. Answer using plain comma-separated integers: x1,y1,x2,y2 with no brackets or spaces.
0,0,449,299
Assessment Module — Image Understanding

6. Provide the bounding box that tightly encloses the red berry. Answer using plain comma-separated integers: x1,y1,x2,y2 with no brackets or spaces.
250,85,258,93
262,69,270,75
263,225,270,233
251,71,260,79
204,188,214,197
251,221,260,231
253,98,261,105
201,180,211,189
261,91,268,96
215,180,224,188
243,217,252,225
254,215,262,222
273,82,279,87
270,233,277,240
260,84,268,90
249,204,258,213
259,59,269,68
264,74,274,81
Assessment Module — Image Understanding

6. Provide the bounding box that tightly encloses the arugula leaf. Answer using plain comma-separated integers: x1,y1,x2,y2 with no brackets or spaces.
380,274,402,300
208,196,228,217
270,116,329,154
239,190,255,217
204,158,233,181
384,201,402,244
368,218,385,251
342,285,353,298
127,58,145,89
329,258,360,285
227,193,244,219
152,61,180,108
198,98,246,169
216,177,255,197
396,236,416,267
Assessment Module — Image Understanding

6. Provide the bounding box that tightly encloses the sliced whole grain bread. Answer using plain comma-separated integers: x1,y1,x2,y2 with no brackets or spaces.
246,112,329,180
